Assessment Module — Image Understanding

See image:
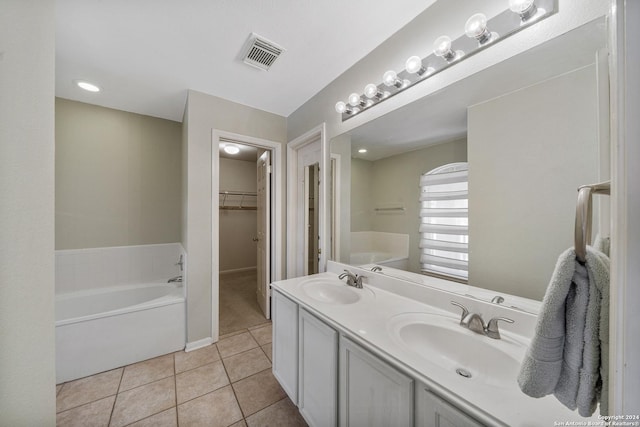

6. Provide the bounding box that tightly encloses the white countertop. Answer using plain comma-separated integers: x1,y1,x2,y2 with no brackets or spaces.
271,264,598,427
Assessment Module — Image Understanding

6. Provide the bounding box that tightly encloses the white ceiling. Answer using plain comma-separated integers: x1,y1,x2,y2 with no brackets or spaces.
55,0,437,122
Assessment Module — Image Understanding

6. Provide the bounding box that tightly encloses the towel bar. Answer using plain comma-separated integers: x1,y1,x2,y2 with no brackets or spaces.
574,181,610,263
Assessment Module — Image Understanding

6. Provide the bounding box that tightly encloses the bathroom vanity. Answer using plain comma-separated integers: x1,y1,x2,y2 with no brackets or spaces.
271,262,596,427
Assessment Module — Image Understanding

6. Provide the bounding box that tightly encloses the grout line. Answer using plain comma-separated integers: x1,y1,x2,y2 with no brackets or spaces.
173,352,178,424
55,394,118,416
107,368,124,426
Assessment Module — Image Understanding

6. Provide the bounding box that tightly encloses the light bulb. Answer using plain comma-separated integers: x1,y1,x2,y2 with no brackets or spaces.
383,70,398,87
465,13,496,45
433,36,452,57
335,101,347,114
75,80,101,92
364,83,380,99
348,93,362,107
358,148,367,154
465,13,487,38
224,145,240,155
405,56,426,75
509,0,538,20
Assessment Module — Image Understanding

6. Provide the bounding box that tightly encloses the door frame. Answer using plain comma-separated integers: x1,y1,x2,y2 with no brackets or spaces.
287,123,329,278
211,129,283,337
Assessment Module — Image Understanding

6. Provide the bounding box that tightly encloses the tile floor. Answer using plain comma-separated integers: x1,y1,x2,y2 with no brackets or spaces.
56,322,308,427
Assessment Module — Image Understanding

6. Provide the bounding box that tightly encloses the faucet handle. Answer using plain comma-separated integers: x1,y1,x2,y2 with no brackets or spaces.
450,301,469,325
485,317,515,339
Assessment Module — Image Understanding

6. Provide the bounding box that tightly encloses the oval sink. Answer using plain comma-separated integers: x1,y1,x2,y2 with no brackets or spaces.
300,278,373,305
388,312,525,388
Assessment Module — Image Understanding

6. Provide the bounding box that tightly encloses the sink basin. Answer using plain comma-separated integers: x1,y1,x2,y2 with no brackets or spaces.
388,312,525,388
300,278,373,305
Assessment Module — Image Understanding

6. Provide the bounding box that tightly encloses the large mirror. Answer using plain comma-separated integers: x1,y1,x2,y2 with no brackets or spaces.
330,18,609,306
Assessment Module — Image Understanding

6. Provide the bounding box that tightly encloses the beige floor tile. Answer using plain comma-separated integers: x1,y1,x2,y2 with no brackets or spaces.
229,420,248,427
109,377,175,427
119,353,174,392
223,348,271,383
248,324,272,346
174,344,220,373
232,369,286,416
219,329,247,340
217,332,259,358
126,407,177,427
176,360,229,404
177,386,243,427
57,368,123,412
56,384,63,395
56,395,116,427
261,343,272,362
246,397,308,427
248,321,271,331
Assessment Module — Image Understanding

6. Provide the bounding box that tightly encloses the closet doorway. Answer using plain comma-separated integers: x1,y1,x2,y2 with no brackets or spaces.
213,131,283,338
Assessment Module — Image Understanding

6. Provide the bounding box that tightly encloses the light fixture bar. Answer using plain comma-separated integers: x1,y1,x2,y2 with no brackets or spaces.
337,0,555,121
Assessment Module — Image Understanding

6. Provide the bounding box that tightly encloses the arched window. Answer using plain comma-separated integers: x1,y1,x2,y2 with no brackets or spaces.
419,162,468,282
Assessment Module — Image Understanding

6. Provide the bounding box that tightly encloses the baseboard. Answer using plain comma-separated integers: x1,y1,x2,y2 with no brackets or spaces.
220,266,257,275
184,337,214,352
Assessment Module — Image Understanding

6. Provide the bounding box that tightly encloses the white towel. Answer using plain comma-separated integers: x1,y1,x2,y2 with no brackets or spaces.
518,246,610,416
577,248,610,416
517,248,588,404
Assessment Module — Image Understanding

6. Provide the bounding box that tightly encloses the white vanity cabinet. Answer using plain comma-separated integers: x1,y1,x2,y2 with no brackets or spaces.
298,308,338,427
415,384,485,427
339,336,414,427
272,290,299,403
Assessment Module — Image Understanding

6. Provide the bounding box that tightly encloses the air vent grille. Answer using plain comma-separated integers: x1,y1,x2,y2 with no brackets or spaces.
242,34,284,71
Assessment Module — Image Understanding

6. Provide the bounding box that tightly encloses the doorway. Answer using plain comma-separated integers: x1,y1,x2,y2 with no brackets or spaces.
212,130,283,339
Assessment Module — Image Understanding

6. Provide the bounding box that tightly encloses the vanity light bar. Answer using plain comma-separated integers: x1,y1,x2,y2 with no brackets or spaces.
334,0,556,121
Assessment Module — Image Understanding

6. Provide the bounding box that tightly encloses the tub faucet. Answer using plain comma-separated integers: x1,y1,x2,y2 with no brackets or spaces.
450,301,514,339
338,269,365,289
370,266,382,272
168,275,183,284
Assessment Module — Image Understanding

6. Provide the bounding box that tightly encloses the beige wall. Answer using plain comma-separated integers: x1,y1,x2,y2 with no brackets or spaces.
351,139,467,273
183,90,287,344
55,99,182,250
0,0,56,424
350,158,374,232
219,157,258,272
468,64,599,301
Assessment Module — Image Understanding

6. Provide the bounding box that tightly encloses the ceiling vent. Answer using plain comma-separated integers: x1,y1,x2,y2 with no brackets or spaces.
241,33,284,71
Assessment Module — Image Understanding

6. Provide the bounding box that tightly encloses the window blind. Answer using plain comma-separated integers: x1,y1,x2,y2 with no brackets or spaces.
419,162,468,281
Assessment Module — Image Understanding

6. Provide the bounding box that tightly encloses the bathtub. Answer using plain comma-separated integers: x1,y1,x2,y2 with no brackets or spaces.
56,282,186,383
350,251,409,270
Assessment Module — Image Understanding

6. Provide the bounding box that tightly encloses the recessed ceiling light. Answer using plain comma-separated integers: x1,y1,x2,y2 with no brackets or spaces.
75,80,101,92
224,145,240,155
358,148,368,154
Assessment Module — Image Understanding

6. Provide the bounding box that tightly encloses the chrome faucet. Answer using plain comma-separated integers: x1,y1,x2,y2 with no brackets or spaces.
338,269,365,289
450,301,514,339
168,275,183,284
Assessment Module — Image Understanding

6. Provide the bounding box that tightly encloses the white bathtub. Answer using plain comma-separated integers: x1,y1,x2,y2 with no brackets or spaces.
350,251,409,270
56,283,186,383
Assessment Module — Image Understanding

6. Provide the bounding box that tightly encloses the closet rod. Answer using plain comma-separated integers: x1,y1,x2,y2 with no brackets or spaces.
575,180,610,263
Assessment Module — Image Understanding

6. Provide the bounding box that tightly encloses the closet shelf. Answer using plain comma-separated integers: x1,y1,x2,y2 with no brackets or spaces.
219,191,257,210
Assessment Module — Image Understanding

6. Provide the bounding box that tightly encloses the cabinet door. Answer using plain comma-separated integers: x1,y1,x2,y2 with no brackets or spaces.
416,385,485,427
272,290,298,403
299,309,338,427
339,336,413,427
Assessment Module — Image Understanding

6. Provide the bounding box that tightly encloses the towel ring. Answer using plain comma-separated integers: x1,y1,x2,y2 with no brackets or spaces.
574,181,610,263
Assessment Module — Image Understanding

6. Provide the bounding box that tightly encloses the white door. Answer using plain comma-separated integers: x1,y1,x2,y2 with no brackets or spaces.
257,151,271,318
297,141,321,276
